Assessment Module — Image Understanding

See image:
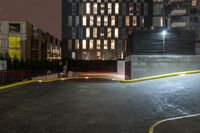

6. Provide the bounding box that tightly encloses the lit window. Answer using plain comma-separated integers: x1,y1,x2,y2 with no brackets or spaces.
125,16,130,26
97,40,101,49
133,16,137,26
153,17,163,27
93,3,98,14
75,40,79,49
108,3,112,14
82,16,87,26
100,4,105,14
115,28,119,38
111,40,115,50
97,52,101,57
86,28,90,38
86,3,90,14
93,28,97,38
89,40,94,49
107,28,112,38
90,16,94,26
104,40,108,50
97,16,101,26
115,3,119,14
104,16,108,26
111,16,115,26
82,40,87,49
192,0,197,6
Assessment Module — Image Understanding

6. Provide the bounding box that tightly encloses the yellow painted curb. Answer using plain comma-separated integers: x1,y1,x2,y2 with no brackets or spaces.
149,113,200,133
120,70,200,83
1,70,200,90
0,77,118,91
0,80,38,90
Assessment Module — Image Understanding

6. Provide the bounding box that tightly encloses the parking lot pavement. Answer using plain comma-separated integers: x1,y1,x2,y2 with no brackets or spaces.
0,74,200,133
153,115,200,133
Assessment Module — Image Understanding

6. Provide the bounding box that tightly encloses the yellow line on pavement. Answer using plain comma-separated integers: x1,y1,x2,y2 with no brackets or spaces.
0,80,38,90
1,70,200,90
149,113,200,133
120,70,200,83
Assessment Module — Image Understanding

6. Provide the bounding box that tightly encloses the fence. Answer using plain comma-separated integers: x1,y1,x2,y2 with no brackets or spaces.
0,70,31,85
68,60,117,72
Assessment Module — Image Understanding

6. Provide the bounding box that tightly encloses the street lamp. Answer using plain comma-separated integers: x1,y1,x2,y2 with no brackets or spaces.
162,30,167,54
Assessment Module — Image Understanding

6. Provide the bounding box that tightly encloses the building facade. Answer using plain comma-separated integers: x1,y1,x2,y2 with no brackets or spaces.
62,0,154,60
0,21,61,61
62,0,200,60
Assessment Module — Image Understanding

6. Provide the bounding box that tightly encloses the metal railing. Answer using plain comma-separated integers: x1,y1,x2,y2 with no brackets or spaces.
0,70,31,85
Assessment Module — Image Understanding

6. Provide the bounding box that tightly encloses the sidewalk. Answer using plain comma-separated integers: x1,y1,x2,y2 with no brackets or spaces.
153,115,200,133
32,73,59,80
77,72,125,80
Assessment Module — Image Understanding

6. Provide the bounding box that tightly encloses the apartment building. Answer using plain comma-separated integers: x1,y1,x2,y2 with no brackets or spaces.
0,21,61,61
62,0,200,60
62,0,154,60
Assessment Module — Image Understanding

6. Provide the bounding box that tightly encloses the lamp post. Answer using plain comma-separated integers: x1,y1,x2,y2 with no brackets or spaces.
162,30,167,54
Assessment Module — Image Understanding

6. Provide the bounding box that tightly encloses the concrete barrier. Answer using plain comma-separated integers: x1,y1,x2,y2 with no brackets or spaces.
125,55,200,79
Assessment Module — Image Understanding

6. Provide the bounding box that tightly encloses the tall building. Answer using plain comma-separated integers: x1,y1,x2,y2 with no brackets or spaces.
62,0,200,60
62,0,154,60
0,21,62,61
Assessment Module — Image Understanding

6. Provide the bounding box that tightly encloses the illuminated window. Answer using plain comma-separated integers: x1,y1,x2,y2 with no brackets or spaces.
153,17,163,27
115,28,119,38
82,16,87,26
115,3,119,14
86,3,90,14
107,28,112,38
90,16,94,26
97,52,101,58
97,16,101,26
89,40,94,49
104,16,108,26
93,28,97,38
125,16,130,26
111,40,115,50
97,40,101,49
104,40,108,50
82,40,87,49
100,4,105,14
133,16,137,26
86,28,90,38
75,40,79,49
108,3,112,14
111,16,115,26
93,3,98,14
192,0,197,6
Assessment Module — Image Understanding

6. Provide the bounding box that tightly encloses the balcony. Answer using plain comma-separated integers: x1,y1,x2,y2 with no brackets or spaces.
169,0,185,3
171,22,186,28
171,9,187,16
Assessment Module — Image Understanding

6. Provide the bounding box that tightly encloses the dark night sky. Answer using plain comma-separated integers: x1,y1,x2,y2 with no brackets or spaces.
0,0,61,40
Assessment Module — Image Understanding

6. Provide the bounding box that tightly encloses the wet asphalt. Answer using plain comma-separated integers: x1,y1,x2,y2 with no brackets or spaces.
0,74,200,133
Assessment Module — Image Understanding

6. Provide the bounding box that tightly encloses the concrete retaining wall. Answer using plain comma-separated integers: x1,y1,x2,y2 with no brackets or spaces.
125,55,200,79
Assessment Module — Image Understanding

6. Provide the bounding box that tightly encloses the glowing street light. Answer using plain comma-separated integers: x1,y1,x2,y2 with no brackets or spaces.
162,30,167,54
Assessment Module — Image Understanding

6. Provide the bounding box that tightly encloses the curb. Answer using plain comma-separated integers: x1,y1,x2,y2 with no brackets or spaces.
120,70,200,83
149,113,200,133
0,77,117,90
1,70,200,90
